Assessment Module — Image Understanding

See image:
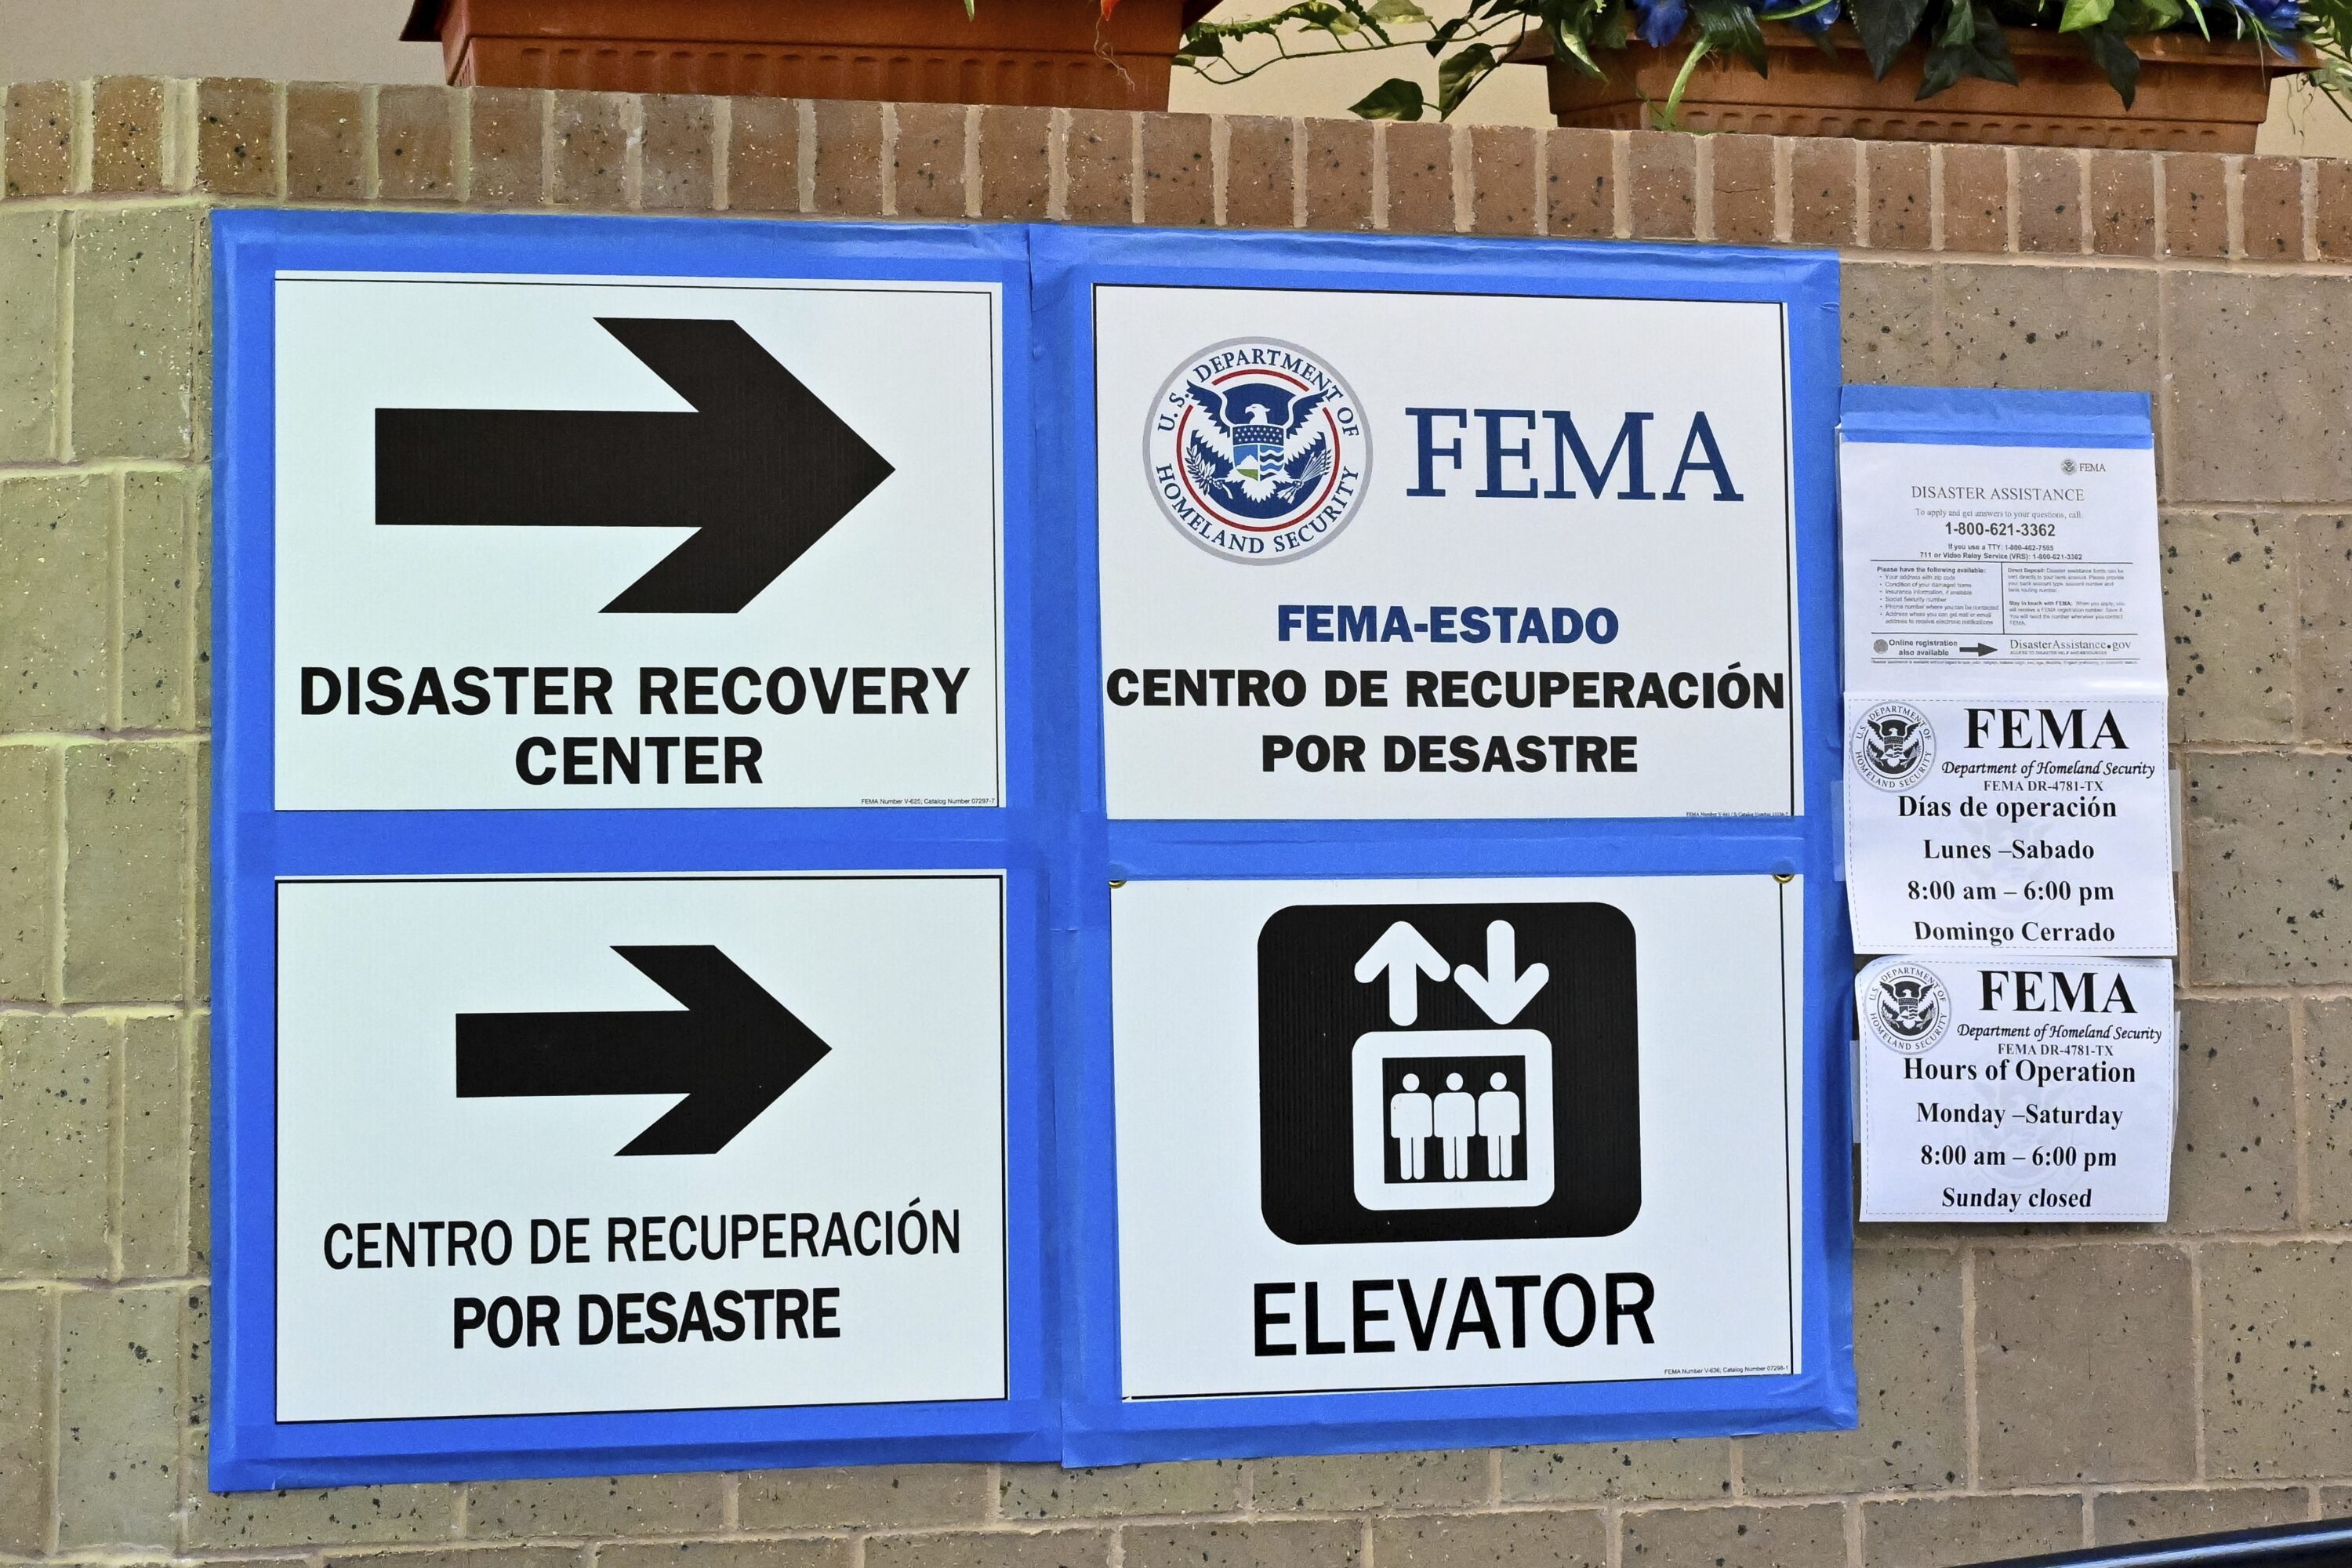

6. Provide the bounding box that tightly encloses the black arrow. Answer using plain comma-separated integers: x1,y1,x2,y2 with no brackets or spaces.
375,318,894,614
455,945,830,1156
1962,642,1998,655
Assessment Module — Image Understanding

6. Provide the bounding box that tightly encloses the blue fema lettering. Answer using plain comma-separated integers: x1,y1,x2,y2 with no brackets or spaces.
1403,407,1740,502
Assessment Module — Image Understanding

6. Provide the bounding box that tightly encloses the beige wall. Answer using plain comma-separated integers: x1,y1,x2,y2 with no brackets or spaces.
2,72,2352,1568
2,0,2347,155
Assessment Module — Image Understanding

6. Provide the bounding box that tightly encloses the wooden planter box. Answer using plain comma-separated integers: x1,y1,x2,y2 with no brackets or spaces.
402,0,1212,107
1508,23,2310,150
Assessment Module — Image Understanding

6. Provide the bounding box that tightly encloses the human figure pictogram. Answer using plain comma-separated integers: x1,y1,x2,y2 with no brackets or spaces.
1478,1070,1522,1179
1388,1072,1433,1180
1434,1072,1476,1179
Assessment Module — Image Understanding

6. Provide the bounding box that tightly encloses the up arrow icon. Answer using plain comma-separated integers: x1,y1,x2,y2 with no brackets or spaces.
1454,920,1550,1025
1354,921,1452,1026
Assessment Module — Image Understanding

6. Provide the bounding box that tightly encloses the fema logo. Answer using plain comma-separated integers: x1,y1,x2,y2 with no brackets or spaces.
1865,962,1951,1054
1850,700,1935,791
1145,339,1369,564
2060,457,2078,474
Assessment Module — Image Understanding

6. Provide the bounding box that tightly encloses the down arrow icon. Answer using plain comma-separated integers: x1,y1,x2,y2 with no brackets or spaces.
455,945,831,1156
375,318,895,614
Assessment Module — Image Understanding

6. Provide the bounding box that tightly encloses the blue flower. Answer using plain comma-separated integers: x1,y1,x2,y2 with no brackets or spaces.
2229,0,2303,31
1632,0,1690,47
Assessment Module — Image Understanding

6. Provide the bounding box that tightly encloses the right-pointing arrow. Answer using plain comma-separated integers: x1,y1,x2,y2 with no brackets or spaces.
1354,921,1452,1027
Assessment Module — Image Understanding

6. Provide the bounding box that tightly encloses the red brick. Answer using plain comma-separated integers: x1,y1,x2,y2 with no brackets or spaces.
2240,154,2305,260
376,85,457,201
2017,145,2084,252
1140,111,1212,226
810,98,884,216
727,95,800,213
1788,137,1857,245
1709,132,1774,244
2318,157,2352,260
1545,128,1615,239
1866,140,1930,249
1470,124,1537,236
975,104,1050,221
467,86,546,205
1301,118,1374,232
1065,107,1133,223
640,94,714,211
549,90,630,209
1627,129,1696,240
285,82,365,202
891,100,966,219
2089,149,2156,256
1385,122,1455,234
5,82,76,198
2161,151,2227,257
193,78,276,198
1939,143,2006,252
90,78,169,194
1225,115,1294,229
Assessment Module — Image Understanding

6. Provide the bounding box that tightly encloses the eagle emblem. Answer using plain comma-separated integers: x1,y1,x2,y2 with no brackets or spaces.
1145,339,1370,564
1850,701,1935,790
1864,962,1951,1053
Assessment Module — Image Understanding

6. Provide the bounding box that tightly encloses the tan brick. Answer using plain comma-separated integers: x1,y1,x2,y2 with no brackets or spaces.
549,91,630,209
1708,133,1773,245
2169,997,2296,1232
285,82,365,201
2316,157,2352,260
593,1544,843,1568
727,96,801,214
0,746,56,1001
1940,263,2158,393
182,1423,454,1547
1140,111,1212,227
1627,129,1695,240
1225,114,1294,229
2089,150,2157,256
1545,128,1615,240
0,475,110,730
1866,141,1930,250
463,1474,725,1537
1303,118,1375,233
1254,1450,1486,1512
2205,1242,2352,1477
1743,1248,1965,1494
1125,1520,1359,1568
814,96,884,216
0,1287,52,1553
2092,1488,2308,1544
638,94,714,211
2018,147,2085,252
2325,1486,2352,1517
866,1531,1111,1568
2166,273,2352,505
118,1014,187,1279
2187,753,2352,985
56,1285,179,1548
1976,1244,2194,1483
1064,107,1133,224
71,206,202,461
2241,155,2305,260
1374,1510,1606,1568
5,82,77,197
2297,516,2352,743
180,1280,206,1431
1863,1494,2081,1567
469,86,546,206
1841,261,1936,387
188,739,209,1000
893,102,968,220
1469,124,1537,236
376,85,459,201
2158,151,2228,258
1939,143,2006,253
1385,122,1455,234
187,1012,209,1272
1501,1438,1730,1503
90,78,170,194
976,104,1050,221
0,211,60,463
739,1464,992,1530
1788,137,1857,246
2162,510,2292,743
2307,1000,2352,1228
330,1550,583,1568
1623,1504,1846,1568
120,470,200,731
0,1015,113,1275
1001,1461,1236,1519
194,78,277,196
62,743,191,1003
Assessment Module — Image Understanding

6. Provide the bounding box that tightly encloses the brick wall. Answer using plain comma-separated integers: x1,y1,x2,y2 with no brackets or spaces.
2,71,2351,1568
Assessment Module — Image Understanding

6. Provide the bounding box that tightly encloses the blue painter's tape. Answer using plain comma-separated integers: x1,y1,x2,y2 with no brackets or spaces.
1840,384,2154,448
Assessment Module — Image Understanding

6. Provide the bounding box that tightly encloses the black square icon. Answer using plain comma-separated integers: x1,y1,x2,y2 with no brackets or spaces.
1258,901,1640,1245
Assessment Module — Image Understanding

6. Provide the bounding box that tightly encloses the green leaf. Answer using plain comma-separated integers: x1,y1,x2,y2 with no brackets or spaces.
1691,0,1769,72
1437,41,1500,114
1425,15,1469,53
2058,0,2113,31
1550,16,1610,73
1849,0,1936,76
1369,0,1432,16
1179,30,1225,56
1936,0,1975,49
2080,20,2141,102
1351,77,1429,117
1917,0,2017,96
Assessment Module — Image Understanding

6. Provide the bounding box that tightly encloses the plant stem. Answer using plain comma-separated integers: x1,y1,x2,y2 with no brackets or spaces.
1657,36,1713,128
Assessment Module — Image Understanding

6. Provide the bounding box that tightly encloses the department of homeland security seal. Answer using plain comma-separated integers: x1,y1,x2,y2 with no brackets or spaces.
1145,339,1368,564
1849,700,1936,791
1864,962,1951,1054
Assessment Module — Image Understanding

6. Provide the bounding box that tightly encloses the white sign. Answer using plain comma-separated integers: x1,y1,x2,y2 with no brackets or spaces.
1838,437,2164,699
1094,288,1801,820
274,873,1008,1421
1857,955,2175,1222
1842,695,2175,956
274,274,1005,810
1110,874,1803,1399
